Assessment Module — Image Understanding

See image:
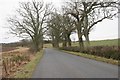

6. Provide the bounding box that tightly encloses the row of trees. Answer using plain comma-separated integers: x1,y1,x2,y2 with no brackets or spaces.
47,0,119,51
8,0,119,52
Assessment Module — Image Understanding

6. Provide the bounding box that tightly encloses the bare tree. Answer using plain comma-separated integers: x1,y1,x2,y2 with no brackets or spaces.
8,1,53,52
47,10,76,47
82,1,119,46
63,0,119,50
47,12,62,48
60,15,76,47
63,0,85,50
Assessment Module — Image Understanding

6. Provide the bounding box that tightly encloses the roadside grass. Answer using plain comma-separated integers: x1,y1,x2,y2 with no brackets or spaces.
14,50,44,78
61,50,118,65
72,39,119,47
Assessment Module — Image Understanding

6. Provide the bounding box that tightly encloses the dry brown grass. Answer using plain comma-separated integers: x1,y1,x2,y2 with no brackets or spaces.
2,47,35,78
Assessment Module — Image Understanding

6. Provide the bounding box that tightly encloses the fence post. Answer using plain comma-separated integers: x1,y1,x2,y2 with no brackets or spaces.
3,60,8,76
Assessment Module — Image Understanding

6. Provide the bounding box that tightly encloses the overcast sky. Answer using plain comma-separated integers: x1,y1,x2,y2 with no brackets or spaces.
0,0,118,43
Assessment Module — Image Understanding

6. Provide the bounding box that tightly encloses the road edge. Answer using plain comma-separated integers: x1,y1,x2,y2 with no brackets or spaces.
58,49,118,66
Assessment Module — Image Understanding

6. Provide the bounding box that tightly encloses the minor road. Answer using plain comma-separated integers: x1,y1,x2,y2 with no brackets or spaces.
32,48,118,78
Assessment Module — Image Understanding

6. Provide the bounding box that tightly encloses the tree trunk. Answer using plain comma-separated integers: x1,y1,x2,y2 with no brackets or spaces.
52,39,60,48
52,37,59,48
62,34,67,47
51,34,55,47
67,34,71,47
52,43,55,47
33,40,39,52
84,13,90,47
32,34,43,52
85,33,90,47
54,41,59,48
39,38,43,49
78,36,84,51
77,25,84,51
62,40,67,47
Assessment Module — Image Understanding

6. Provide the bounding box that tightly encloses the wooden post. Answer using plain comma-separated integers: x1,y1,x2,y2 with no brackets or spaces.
6,58,10,74
3,60,8,76
9,58,11,72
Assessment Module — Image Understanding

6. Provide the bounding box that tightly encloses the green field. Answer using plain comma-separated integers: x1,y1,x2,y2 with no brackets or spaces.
43,39,119,48
72,39,119,47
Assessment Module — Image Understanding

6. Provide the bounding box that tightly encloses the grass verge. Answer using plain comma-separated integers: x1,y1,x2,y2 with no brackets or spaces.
61,50,118,65
14,50,44,78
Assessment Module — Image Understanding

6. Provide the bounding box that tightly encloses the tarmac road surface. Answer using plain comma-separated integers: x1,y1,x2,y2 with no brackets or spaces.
32,48,118,78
